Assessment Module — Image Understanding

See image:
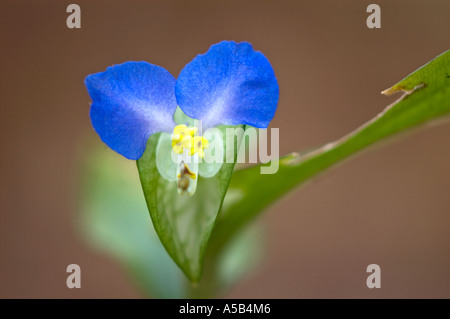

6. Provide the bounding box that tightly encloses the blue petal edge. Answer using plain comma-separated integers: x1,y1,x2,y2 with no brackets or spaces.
85,61,177,160
175,41,279,129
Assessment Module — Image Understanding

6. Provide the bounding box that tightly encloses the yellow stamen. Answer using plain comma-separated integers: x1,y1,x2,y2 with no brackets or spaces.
191,136,209,158
171,124,209,157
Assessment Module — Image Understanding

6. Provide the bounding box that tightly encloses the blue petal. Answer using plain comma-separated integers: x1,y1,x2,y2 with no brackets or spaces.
85,61,177,160
175,41,279,129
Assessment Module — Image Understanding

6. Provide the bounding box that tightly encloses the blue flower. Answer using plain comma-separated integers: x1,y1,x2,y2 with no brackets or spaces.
85,41,279,161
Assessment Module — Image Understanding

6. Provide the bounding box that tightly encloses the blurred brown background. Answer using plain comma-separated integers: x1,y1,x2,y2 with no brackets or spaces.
0,0,449,298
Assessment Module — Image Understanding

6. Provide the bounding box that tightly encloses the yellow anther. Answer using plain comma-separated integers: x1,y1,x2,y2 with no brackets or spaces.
172,125,195,154
171,124,208,157
172,135,192,154
172,125,197,140
191,136,209,158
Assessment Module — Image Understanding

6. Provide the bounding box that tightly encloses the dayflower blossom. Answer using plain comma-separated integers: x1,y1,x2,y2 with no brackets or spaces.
85,40,279,194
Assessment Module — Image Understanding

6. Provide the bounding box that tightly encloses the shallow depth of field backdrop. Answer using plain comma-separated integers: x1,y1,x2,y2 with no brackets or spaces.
0,0,449,298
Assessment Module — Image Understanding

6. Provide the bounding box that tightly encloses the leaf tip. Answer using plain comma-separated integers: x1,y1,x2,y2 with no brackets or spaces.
381,87,397,96
381,83,425,96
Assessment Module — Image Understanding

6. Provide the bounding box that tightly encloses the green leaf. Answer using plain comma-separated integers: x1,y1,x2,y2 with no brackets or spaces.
211,50,450,250
137,125,244,282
